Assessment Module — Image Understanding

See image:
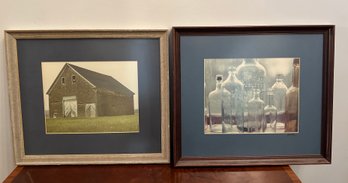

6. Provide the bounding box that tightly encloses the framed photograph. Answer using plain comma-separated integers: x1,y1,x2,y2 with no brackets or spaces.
5,30,169,165
172,26,334,166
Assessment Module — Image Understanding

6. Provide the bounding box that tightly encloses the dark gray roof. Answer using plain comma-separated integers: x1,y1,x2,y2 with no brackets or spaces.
68,63,134,96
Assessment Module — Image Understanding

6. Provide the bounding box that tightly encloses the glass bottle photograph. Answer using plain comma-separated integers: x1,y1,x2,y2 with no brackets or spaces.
204,58,300,134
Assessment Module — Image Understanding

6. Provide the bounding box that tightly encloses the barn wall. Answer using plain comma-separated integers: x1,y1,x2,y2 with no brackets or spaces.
97,89,134,116
48,65,97,118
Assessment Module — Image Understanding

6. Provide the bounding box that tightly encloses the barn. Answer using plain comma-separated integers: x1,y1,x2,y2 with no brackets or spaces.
46,63,135,118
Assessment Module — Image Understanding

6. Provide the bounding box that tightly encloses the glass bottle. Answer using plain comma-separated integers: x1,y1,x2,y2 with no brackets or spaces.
247,89,265,132
222,67,245,133
236,59,267,107
285,58,300,132
271,74,288,126
264,89,278,132
208,75,232,133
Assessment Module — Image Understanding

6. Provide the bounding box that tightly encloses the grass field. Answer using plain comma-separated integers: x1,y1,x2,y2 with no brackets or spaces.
46,114,139,134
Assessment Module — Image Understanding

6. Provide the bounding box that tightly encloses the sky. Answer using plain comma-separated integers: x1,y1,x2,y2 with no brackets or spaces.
41,61,139,110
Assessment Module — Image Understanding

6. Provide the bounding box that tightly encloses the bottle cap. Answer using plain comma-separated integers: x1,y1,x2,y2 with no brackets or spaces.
216,75,223,82
293,58,300,66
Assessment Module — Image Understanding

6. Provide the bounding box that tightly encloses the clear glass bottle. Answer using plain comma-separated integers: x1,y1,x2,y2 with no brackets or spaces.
264,89,278,132
236,59,267,107
222,67,245,133
271,74,288,126
208,75,232,133
247,89,265,132
285,58,300,132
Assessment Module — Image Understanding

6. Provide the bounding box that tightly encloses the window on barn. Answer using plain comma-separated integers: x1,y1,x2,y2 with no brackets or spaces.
61,77,65,85
72,75,76,84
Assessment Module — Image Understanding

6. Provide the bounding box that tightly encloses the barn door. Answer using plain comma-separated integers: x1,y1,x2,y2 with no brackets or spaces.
85,103,96,117
62,96,77,118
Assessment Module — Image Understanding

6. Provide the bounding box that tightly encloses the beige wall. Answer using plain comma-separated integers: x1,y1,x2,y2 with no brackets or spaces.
1,0,348,182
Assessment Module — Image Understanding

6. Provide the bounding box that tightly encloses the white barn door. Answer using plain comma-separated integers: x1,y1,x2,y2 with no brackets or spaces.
85,103,96,117
62,96,78,118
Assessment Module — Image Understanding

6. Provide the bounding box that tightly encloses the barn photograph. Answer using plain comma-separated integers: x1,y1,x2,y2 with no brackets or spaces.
41,61,139,134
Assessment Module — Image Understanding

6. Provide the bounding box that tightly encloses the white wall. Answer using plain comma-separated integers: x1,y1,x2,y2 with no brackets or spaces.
1,0,348,182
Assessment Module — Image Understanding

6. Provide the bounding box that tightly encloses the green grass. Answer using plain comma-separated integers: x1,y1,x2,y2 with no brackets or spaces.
46,114,139,134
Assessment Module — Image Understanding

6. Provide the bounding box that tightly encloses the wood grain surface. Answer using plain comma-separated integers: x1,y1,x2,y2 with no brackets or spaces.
4,165,301,183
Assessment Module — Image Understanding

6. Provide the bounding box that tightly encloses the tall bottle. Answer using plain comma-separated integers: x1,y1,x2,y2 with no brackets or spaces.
236,59,267,107
247,89,265,132
264,89,278,132
271,74,288,126
285,58,300,132
222,67,245,132
208,75,232,133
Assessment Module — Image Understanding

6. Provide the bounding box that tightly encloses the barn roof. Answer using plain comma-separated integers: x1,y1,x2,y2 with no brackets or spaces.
67,64,135,96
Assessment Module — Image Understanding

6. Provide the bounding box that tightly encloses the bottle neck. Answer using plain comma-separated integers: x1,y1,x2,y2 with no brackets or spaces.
292,65,299,87
227,71,237,80
227,71,233,79
244,59,257,64
216,83,222,90
267,94,274,106
215,74,223,90
253,90,260,100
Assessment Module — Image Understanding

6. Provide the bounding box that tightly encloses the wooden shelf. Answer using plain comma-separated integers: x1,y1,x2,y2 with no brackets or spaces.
4,165,300,183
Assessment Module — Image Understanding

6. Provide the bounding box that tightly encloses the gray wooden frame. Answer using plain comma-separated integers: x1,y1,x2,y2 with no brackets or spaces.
5,30,170,165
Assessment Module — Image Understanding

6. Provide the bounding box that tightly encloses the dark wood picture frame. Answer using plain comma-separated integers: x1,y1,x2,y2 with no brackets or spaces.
172,25,334,167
